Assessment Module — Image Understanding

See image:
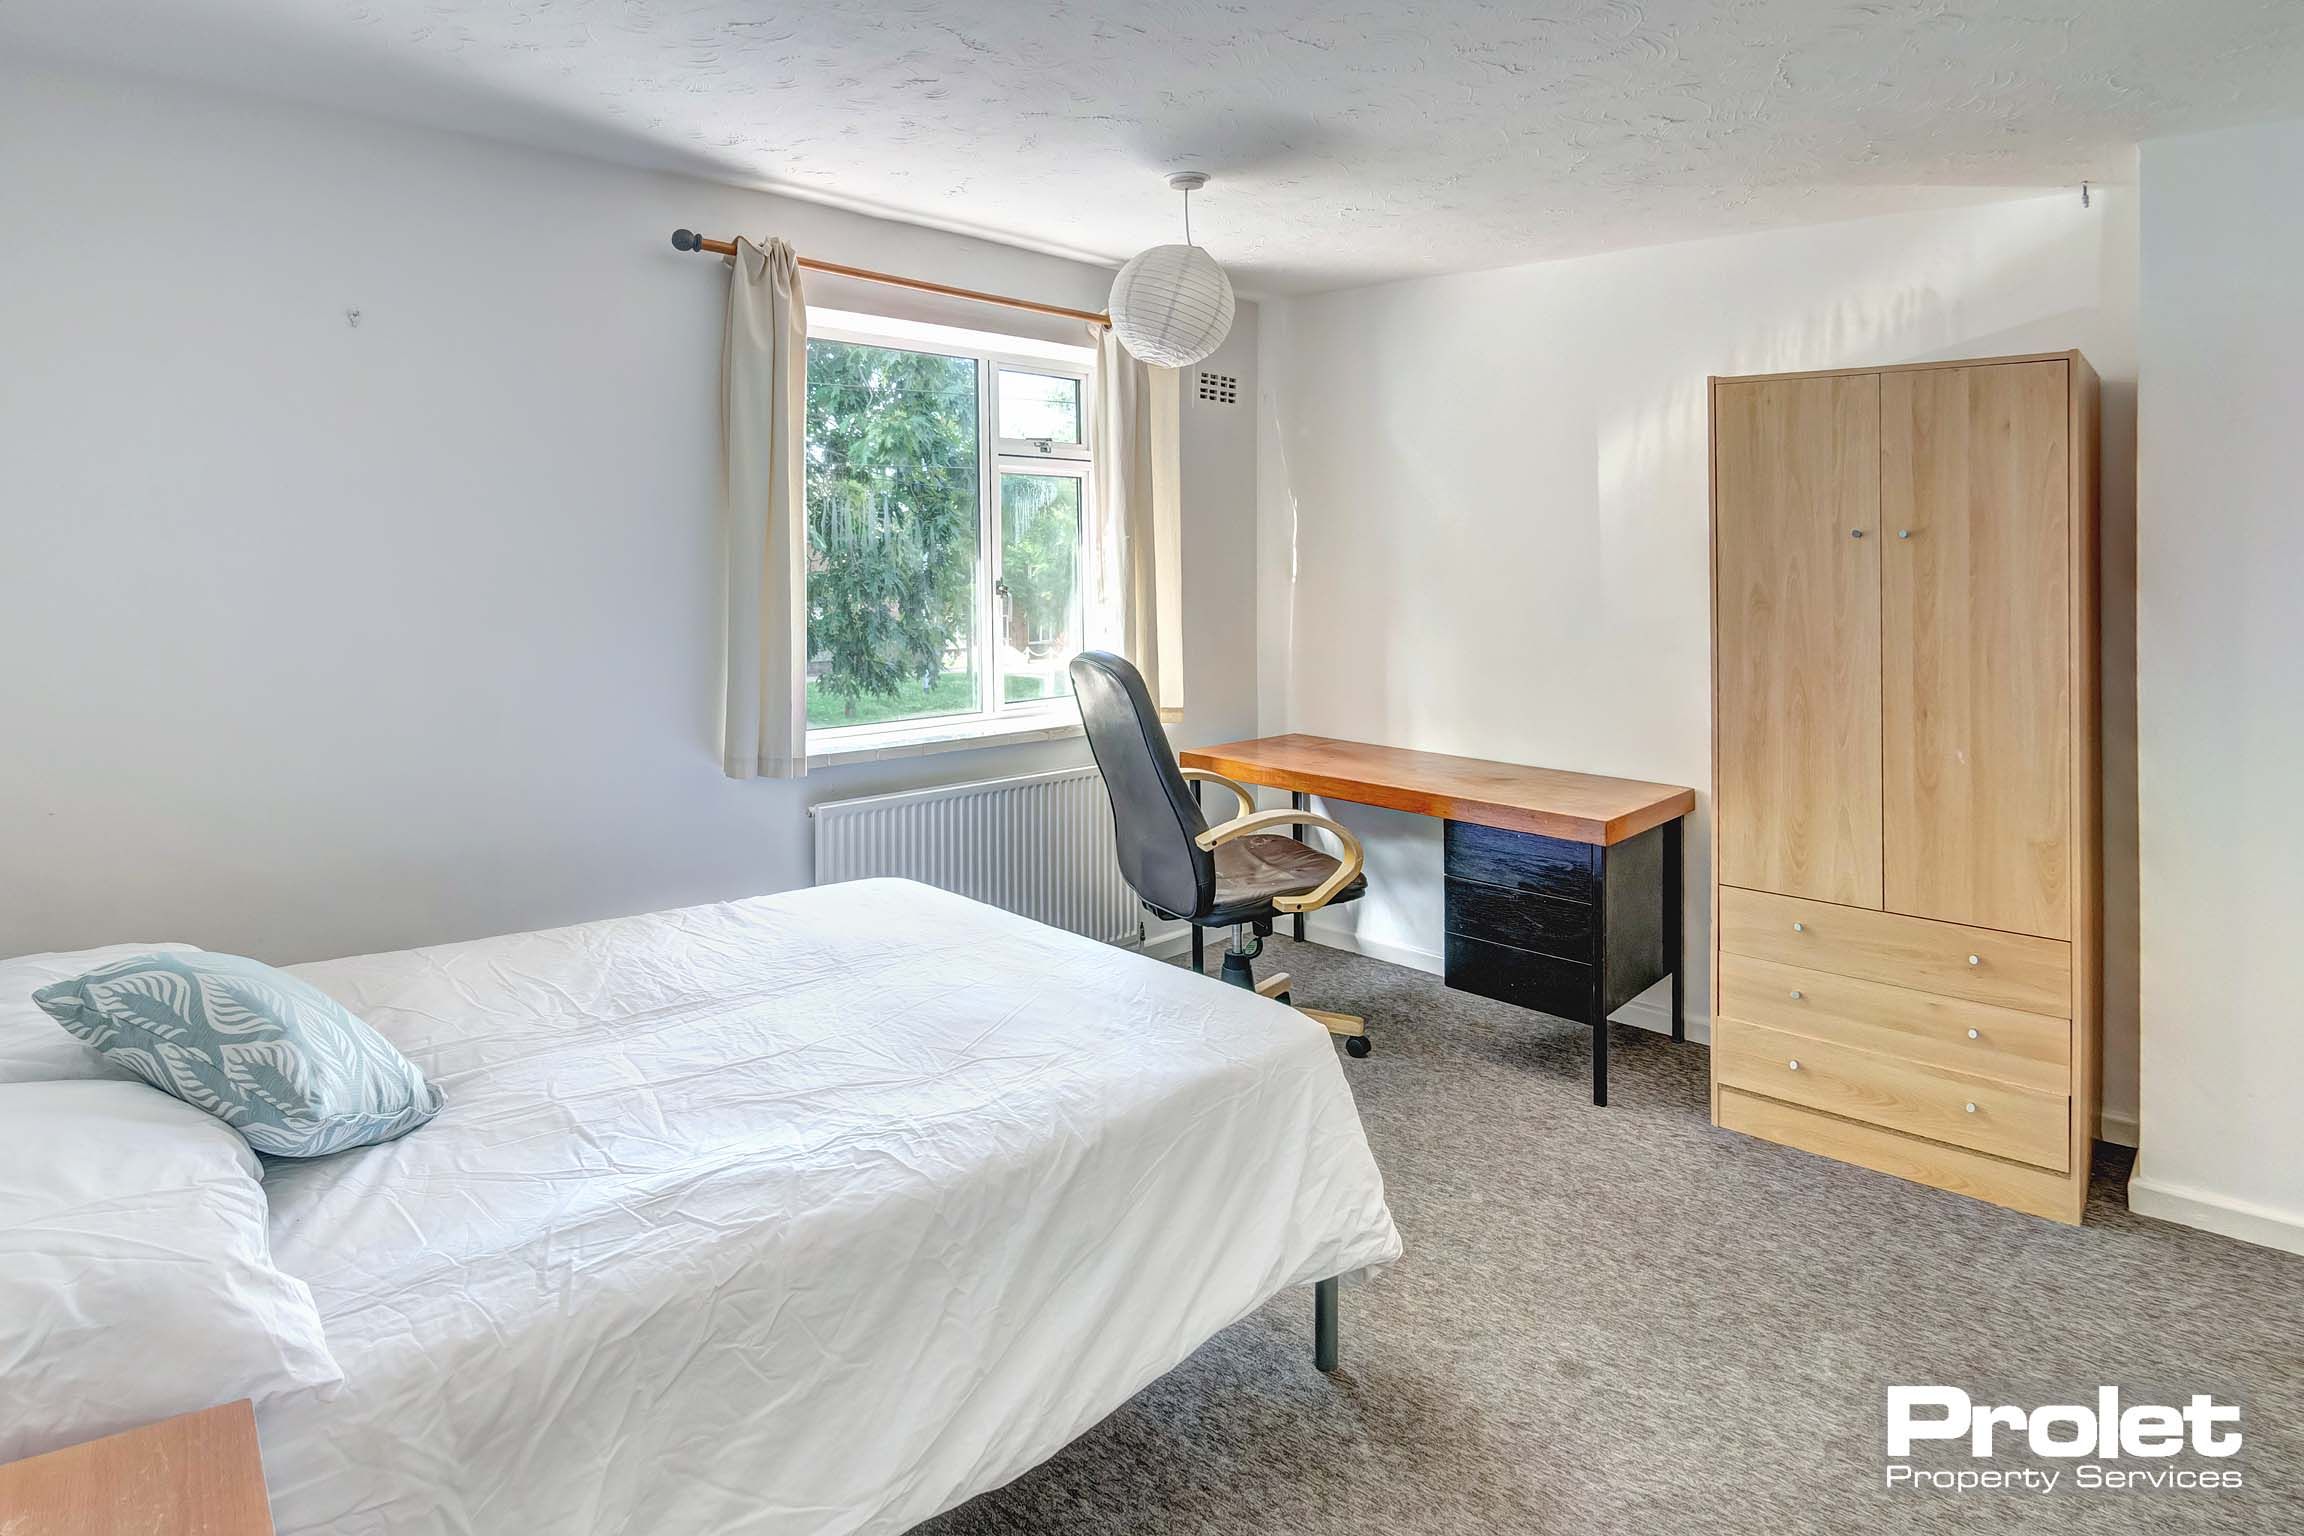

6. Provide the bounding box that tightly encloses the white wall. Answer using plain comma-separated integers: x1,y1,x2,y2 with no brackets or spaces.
1257,191,2142,1137
0,62,1258,964
2130,120,2304,1254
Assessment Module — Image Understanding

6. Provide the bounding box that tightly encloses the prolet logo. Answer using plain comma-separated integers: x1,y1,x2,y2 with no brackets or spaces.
1884,1386,2243,1494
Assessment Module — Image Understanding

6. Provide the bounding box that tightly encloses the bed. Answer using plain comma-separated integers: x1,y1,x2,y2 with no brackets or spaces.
253,878,1401,1536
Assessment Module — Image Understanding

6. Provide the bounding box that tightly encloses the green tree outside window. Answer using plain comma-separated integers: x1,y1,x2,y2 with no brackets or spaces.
804,339,980,724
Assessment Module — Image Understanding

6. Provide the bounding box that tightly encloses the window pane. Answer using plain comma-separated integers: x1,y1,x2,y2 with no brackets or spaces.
805,339,981,729
998,473,1082,705
997,370,1082,445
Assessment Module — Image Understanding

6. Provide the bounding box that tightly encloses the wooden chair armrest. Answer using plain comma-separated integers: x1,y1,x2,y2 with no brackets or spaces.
1178,768,1254,822
1192,809,1366,915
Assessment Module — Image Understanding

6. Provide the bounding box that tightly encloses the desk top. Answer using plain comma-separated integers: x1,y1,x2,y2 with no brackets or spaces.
1179,733,1695,846
0,1400,274,1535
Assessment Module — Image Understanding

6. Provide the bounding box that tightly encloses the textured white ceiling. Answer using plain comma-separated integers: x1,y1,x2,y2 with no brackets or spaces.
10,0,2304,293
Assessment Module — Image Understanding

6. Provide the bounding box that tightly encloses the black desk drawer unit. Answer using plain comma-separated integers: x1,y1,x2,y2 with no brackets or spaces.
1442,820,1668,1028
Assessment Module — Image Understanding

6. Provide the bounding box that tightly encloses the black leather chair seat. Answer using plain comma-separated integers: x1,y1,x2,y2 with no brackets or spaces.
1204,834,1368,926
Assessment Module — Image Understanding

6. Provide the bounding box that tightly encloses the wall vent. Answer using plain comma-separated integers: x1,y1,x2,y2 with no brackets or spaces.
1196,370,1239,406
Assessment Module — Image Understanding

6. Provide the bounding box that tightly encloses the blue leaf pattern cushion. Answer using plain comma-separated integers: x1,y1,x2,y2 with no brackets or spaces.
33,952,444,1157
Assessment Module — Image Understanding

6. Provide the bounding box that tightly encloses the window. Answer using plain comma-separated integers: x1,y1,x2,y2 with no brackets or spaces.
803,313,1094,742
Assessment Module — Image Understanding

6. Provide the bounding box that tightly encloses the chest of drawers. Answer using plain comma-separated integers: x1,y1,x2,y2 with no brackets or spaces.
1714,887,2081,1218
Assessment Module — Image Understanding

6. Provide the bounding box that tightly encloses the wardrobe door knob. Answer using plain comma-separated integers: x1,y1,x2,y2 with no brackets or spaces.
1897,529,1912,540
1964,1102,1979,1114
1967,954,1982,966
1789,990,1803,1000
1787,1059,1802,1071
1967,1028,1981,1040
1792,921,1806,933
1849,528,1866,539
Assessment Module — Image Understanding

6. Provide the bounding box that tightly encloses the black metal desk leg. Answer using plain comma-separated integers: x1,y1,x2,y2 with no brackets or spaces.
1590,841,1610,1106
1664,815,1685,1042
1291,790,1308,941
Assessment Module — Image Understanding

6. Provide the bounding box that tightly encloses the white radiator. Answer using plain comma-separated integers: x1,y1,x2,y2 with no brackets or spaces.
810,767,1143,944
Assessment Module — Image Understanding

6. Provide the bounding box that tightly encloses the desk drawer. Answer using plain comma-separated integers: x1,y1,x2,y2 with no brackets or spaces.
1445,932,1593,1021
1713,1016,2069,1171
1444,821,1595,903
1444,878,1594,962
1717,954,2070,1094
1718,888,2070,1015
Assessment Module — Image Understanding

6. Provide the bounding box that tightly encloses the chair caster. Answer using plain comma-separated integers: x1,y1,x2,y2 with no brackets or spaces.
1344,1035,1372,1059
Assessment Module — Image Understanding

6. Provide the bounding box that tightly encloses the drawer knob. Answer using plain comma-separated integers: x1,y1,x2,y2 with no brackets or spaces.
1967,1028,1981,1040
1787,1059,1802,1071
1964,1102,1979,1114
1789,989,1803,1000
1792,921,1806,933
1967,954,1982,966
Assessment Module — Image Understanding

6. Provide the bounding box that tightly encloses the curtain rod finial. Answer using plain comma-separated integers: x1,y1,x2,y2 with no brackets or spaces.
671,228,701,252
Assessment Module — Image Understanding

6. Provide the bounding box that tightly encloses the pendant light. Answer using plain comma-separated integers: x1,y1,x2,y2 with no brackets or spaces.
1108,172,1235,368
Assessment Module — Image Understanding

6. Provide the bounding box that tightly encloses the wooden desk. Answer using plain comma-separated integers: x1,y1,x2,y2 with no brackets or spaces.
1180,733,1696,1104
0,1401,274,1535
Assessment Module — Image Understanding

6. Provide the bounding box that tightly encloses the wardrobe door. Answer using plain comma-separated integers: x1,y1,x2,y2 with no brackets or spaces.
1714,375,1883,909
1880,361,2071,938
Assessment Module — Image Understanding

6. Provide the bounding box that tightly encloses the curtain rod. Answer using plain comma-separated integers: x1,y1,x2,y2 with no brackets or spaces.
669,230,1111,328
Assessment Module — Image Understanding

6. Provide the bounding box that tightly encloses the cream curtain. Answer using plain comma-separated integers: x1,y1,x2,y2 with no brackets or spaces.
719,237,809,779
1090,328,1185,722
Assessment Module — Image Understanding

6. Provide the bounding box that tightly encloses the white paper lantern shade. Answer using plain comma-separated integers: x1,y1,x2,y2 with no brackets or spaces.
1108,242,1235,368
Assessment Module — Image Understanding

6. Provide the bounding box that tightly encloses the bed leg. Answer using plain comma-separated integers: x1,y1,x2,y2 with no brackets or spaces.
1314,1276,1339,1374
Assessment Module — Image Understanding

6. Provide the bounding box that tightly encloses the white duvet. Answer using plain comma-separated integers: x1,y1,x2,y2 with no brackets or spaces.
258,879,1400,1536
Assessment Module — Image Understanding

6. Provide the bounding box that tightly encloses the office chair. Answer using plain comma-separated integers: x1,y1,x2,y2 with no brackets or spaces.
1069,651,1374,1056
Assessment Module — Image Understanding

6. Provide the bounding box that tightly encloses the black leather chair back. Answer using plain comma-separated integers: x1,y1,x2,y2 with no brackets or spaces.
1070,651,1213,920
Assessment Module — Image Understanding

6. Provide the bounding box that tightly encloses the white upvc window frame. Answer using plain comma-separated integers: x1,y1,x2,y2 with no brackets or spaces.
803,313,1097,755
993,363,1092,463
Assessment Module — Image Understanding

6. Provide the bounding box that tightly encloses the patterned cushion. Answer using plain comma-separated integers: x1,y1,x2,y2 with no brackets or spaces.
34,952,444,1157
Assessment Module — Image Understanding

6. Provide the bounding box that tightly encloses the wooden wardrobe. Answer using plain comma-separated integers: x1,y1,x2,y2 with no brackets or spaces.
1707,352,2100,1223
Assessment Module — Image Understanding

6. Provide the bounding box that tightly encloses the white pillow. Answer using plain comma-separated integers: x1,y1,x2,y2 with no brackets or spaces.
0,943,197,1084
0,1080,343,1463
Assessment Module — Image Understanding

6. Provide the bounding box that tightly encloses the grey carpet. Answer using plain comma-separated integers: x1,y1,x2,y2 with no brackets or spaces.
916,936,2301,1535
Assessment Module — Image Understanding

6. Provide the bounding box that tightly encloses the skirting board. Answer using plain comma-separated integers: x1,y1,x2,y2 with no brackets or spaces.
2127,1169,2304,1258
1134,917,2140,1147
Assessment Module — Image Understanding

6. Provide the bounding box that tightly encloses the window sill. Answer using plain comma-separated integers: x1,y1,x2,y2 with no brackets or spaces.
806,715,1084,769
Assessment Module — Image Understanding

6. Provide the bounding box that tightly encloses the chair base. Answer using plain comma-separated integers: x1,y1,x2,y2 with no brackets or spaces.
1217,943,1372,1057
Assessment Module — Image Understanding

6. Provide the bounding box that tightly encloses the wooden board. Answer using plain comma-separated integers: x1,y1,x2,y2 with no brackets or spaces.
2067,351,2105,1198
1714,1016,2070,1170
1881,360,2072,938
1706,351,2089,387
1716,952,2071,1094
1178,734,1693,846
0,1401,274,1535
1717,1086,2082,1224
1717,886,2071,1016
1712,374,1883,908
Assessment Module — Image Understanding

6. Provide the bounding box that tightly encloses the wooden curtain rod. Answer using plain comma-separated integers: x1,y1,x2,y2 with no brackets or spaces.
670,230,1111,328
